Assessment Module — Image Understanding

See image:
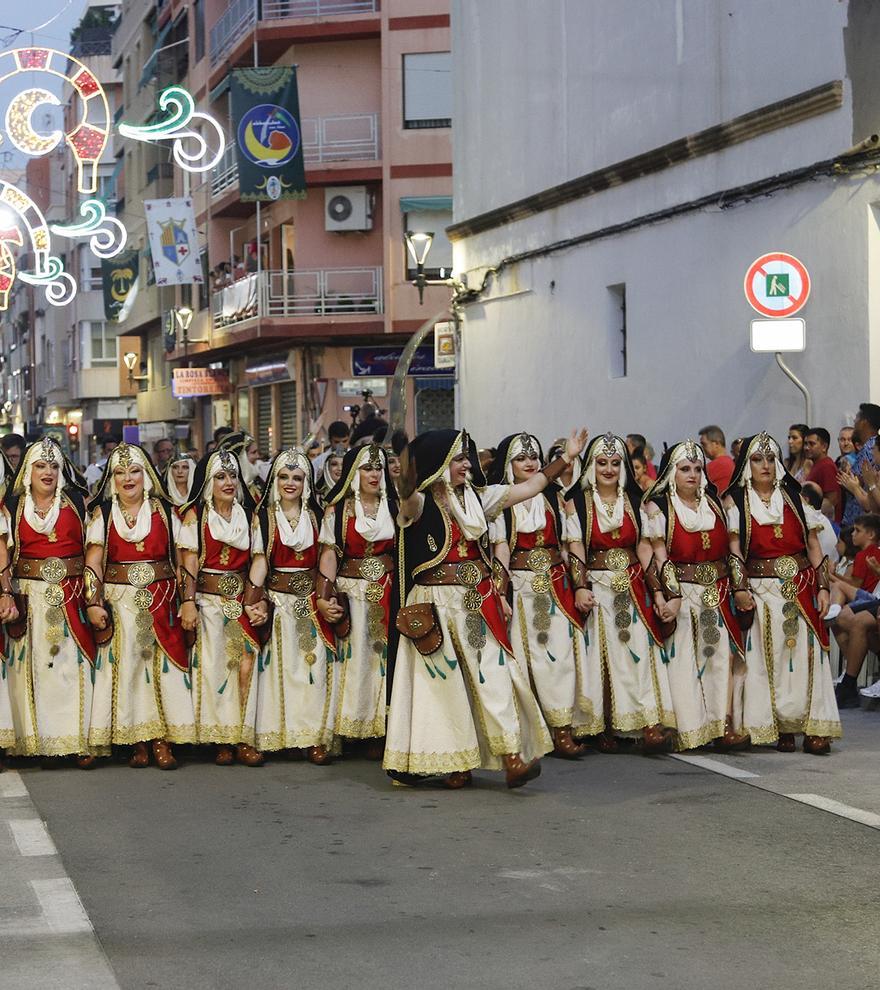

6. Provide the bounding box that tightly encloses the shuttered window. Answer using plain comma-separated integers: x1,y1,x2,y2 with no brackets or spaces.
280,381,297,449
256,386,272,457
403,53,451,129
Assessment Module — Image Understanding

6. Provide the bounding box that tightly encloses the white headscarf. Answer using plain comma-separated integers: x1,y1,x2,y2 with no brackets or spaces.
109,444,154,544
350,446,395,542
666,441,717,533
167,457,196,507
269,448,315,551
581,433,627,534
204,450,250,550
238,447,259,487
740,433,786,525
21,438,64,535
504,433,547,534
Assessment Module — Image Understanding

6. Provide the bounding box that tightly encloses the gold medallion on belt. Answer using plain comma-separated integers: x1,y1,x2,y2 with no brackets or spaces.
774,556,799,580
359,556,386,582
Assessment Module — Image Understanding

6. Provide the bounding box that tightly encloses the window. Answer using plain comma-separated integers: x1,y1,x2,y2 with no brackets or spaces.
194,0,205,62
84,321,117,367
607,284,627,379
403,52,452,129
405,209,453,279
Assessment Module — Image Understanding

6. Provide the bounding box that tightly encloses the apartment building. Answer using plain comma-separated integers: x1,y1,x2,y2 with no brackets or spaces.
117,0,454,453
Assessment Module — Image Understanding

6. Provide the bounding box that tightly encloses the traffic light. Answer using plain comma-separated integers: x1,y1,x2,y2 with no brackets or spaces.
67,423,79,439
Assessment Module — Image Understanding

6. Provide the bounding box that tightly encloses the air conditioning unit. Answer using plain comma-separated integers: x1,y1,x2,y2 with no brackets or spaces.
325,186,372,232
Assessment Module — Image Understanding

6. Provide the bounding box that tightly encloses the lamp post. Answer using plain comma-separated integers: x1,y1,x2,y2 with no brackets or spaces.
122,350,149,387
172,305,208,364
404,230,435,305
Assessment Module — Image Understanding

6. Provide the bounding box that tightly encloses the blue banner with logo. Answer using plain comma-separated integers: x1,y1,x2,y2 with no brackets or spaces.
231,66,306,202
352,346,447,377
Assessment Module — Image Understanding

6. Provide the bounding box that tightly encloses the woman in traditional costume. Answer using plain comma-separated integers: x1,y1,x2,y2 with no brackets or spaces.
164,451,196,510
83,443,194,769
0,451,18,766
385,427,587,789
219,431,264,500
315,446,345,507
177,449,264,766
249,448,337,763
723,432,840,753
488,432,599,757
316,443,397,760
642,440,746,751
566,433,674,753
5,438,96,766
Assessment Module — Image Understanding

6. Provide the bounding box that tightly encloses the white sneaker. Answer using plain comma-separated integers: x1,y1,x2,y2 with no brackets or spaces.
824,604,842,623
860,680,880,699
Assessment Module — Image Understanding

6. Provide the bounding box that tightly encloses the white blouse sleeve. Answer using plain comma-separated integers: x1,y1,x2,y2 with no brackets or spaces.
481,483,510,522
251,520,265,555
85,510,105,547
640,509,665,541
726,505,741,533
319,508,337,546
488,513,507,545
176,515,198,552
563,512,583,543
803,505,826,532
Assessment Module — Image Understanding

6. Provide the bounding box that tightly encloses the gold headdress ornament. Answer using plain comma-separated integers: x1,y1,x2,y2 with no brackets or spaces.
218,449,237,475
365,442,383,469
460,430,471,456
115,442,133,469
518,432,539,459
40,436,57,463
601,432,618,457
683,438,701,461
755,431,775,458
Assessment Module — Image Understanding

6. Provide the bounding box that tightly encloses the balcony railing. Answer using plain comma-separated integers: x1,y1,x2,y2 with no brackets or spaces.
210,0,378,66
212,267,383,329
211,113,380,198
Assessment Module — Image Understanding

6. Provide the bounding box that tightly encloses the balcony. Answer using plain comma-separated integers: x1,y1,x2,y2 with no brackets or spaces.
210,0,379,67
212,267,383,330
210,113,380,199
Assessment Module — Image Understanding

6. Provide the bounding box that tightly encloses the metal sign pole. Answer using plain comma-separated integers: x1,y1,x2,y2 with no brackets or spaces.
775,351,812,425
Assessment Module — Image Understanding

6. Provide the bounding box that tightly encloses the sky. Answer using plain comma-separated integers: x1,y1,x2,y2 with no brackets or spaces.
0,1,95,172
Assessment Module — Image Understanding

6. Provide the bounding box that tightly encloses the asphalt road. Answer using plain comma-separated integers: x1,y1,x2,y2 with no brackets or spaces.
5,725,880,990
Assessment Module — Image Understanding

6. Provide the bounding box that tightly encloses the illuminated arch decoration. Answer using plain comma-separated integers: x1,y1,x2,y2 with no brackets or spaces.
0,226,24,311
0,182,77,307
0,47,110,195
119,86,225,173
50,199,127,259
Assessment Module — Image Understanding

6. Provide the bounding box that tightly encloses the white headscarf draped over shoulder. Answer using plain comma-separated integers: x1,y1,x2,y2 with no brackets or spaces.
580,433,628,534
740,432,786,526
18,437,65,535
349,445,395,542
504,433,547,534
167,456,196,507
108,443,154,544
203,449,250,550
268,448,315,551
649,439,717,533
442,433,488,541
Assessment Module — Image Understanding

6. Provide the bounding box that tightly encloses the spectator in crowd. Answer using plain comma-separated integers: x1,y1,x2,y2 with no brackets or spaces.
214,425,234,446
85,436,119,490
801,481,839,564
838,403,880,527
698,424,735,494
626,433,657,478
629,446,653,492
311,420,351,480
643,442,658,478
826,513,880,621
837,426,855,462
805,427,842,521
785,423,811,483
205,440,217,456
152,437,174,473
351,401,388,446
834,526,856,578
731,437,744,461
0,432,26,471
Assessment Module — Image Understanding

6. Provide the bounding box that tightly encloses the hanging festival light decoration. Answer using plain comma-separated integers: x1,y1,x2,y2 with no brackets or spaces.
50,199,128,259
119,85,226,173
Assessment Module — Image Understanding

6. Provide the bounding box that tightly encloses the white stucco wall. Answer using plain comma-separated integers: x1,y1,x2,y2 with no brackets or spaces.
451,0,880,452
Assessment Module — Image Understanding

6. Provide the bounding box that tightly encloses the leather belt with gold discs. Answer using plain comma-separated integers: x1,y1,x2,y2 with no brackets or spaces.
588,548,637,643
523,548,556,644
28,557,81,656
748,554,810,650
417,560,490,612
268,568,315,619
107,561,168,659
674,559,730,610
198,570,247,620
339,554,393,604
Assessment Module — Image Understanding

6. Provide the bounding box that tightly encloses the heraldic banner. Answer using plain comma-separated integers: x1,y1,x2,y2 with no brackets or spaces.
144,198,203,286
102,248,139,323
231,66,307,202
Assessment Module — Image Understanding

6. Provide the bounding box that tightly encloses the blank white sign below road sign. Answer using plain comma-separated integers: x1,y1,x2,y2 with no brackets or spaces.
749,318,805,352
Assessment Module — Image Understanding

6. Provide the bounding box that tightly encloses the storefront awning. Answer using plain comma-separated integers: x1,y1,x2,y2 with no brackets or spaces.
399,196,453,213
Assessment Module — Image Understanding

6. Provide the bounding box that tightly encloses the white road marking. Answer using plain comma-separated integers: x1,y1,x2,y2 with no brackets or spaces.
0,771,28,798
668,753,760,779
9,818,58,857
31,878,94,934
784,794,880,831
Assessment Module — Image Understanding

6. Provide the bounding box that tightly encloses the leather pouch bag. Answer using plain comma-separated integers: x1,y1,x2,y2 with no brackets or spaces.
395,602,443,656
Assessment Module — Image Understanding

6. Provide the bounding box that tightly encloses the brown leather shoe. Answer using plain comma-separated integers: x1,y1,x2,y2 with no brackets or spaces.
803,734,831,755
364,737,385,761
128,741,150,768
502,753,541,789
443,770,473,789
776,733,796,753
152,739,178,770
595,732,620,754
215,744,235,766
551,726,588,759
75,754,96,770
642,724,671,754
306,745,332,766
236,743,265,766
714,718,751,752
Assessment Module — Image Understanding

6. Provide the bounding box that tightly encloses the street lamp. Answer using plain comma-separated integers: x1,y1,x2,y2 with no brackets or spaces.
123,351,148,386
172,305,208,360
405,230,435,304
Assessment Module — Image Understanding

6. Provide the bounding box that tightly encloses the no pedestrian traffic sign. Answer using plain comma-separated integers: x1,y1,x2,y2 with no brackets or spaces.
744,252,810,318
